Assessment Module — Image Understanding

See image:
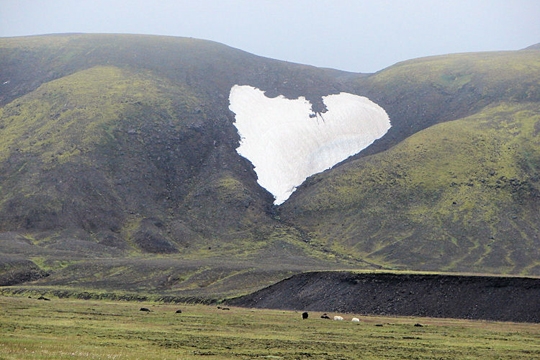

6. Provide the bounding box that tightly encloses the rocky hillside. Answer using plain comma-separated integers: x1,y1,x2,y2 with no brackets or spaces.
0,34,539,296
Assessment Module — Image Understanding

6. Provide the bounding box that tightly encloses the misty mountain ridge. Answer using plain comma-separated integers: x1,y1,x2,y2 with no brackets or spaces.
0,34,539,297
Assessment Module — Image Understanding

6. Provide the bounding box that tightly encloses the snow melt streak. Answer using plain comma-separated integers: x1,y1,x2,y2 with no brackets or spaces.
229,85,390,204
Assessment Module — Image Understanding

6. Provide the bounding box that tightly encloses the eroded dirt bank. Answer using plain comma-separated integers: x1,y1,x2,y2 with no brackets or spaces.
226,272,540,323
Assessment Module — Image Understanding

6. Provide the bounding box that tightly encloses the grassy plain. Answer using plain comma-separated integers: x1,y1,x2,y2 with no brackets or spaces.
1,295,539,359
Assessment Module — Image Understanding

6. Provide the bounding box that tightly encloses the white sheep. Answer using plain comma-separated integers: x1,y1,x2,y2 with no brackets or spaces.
352,317,360,322
333,315,344,321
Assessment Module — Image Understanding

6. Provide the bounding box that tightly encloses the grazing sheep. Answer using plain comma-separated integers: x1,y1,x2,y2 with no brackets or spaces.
321,313,331,319
175,309,182,314
140,307,151,312
352,318,360,322
302,312,309,319
333,316,344,321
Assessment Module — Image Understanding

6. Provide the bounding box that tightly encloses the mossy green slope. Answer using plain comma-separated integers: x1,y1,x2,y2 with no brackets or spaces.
280,101,540,275
349,49,540,157
0,34,345,277
0,64,282,258
1,34,540,294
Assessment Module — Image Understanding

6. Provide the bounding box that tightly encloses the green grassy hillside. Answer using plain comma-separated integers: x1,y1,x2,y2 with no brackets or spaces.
0,34,353,249
0,61,315,257
279,48,540,276
281,101,540,274
349,49,540,157
0,34,539,295
0,34,353,294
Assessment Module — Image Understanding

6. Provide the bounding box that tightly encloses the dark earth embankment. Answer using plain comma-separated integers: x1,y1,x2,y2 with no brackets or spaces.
227,271,540,323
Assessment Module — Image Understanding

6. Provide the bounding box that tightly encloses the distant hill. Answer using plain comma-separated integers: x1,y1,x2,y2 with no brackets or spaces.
0,34,539,298
524,43,540,50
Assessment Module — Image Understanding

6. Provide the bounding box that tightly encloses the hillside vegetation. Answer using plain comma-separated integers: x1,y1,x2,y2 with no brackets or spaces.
347,49,540,157
281,48,540,275
0,34,539,296
281,102,540,273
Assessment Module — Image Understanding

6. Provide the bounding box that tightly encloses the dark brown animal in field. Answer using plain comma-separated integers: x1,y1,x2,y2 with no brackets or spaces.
302,312,309,319
321,313,331,319
140,307,151,312
175,309,182,313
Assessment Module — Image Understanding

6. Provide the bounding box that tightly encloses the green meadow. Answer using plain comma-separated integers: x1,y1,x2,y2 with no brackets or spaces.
1,295,539,359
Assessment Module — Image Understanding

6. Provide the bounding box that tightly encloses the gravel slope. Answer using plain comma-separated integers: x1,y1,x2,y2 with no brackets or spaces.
227,271,540,323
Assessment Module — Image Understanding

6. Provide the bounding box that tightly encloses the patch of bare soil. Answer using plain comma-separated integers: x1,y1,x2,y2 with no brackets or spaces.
226,271,540,323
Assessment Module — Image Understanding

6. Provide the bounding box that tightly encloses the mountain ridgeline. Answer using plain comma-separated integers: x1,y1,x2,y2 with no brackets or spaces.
0,34,539,296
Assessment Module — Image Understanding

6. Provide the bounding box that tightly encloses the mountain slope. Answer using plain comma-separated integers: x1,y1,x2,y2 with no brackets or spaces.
0,34,365,294
0,64,267,251
0,34,356,258
280,102,540,273
278,48,540,275
347,49,540,158
0,34,539,296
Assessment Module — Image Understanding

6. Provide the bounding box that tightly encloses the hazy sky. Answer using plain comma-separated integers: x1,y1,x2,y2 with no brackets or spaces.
1,0,539,73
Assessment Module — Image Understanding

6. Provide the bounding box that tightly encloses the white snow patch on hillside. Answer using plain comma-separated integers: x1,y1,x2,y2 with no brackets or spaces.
229,85,390,205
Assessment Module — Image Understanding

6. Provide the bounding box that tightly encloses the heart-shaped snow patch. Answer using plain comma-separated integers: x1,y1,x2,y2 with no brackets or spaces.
229,85,390,204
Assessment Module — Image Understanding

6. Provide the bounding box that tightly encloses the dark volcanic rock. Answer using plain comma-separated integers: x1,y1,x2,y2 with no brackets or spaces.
0,257,49,286
226,271,540,323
